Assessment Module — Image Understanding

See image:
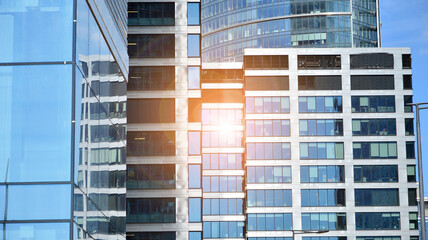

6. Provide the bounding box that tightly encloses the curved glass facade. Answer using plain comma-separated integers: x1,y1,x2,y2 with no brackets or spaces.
201,0,379,62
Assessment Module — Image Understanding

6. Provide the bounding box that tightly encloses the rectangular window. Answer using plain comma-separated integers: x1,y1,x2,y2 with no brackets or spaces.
114,232,177,240
352,142,397,159
406,141,415,159
203,198,244,215
127,131,175,156
202,131,243,147
247,143,291,160
128,66,175,90
404,95,413,112
247,190,292,207
299,120,343,136
126,198,175,223
298,76,342,90
128,99,175,123
245,76,289,90
201,69,244,83
409,212,418,230
128,3,175,26
203,221,244,238
403,75,412,89
202,89,243,103
355,212,400,230
300,166,345,183
244,55,289,69
202,154,242,170
189,232,202,240
246,97,290,113
188,35,200,57
188,66,201,89
408,188,417,206
407,165,416,182
127,164,175,189
402,54,412,69
202,176,243,192
189,165,201,188
301,189,345,207
246,120,290,137
298,55,341,69
247,213,292,231
187,3,200,25
189,198,201,222
189,132,201,155
352,95,395,113
305,238,347,240
355,189,399,206
351,75,394,90
354,165,398,183
357,237,400,240
247,166,291,183
128,34,175,58
405,118,414,135
188,98,201,122
350,53,394,69
352,119,396,136
299,96,342,113
301,213,346,230
202,108,242,125
300,142,344,160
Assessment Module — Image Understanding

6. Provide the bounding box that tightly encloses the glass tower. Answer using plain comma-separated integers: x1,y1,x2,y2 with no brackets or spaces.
201,0,380,62
0,0,128,239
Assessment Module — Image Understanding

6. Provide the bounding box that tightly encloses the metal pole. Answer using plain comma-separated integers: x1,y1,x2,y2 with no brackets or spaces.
416,105,426,240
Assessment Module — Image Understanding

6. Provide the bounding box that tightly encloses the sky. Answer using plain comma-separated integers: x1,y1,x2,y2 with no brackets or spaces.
380,0,428,196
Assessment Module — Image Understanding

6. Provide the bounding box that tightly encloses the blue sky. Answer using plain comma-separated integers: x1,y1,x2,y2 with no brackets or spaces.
380,0,428,196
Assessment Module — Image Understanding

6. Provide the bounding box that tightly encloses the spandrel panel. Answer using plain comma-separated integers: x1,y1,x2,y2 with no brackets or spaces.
0,65,72,182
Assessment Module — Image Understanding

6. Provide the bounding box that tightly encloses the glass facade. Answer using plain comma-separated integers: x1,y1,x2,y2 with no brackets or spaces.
0,0,128,239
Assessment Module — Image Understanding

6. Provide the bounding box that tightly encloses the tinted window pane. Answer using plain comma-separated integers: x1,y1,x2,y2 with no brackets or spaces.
298,55,341,69
351,96,395,113
188,3,200,25
128,99,175,123
188,67,201,89
127,198,175,223
128,66,175,90
127,164,176,189
298,76,342,90
128,34,175,58
350,53,394,69
6,222,70,240
351,75,394,90
355,189,399,206
188,35,200,57
189,198,201,222
127,131,175,156
189,132,201,155
245,76,289,90
189,165,201,188
128,3,175,26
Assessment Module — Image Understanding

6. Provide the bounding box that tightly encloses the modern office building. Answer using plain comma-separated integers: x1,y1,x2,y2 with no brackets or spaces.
201,0,381,62
0,0,128,239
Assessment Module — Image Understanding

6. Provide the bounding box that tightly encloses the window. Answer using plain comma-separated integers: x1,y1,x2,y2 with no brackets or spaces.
202,131,242,147
189,198,201,222
189,232,202,240
127,198,175,223
298,76,342,90
188,35,200,57
406,141,415,159
127,131,175,156
351,96,395,113
355,189,399,206
299,96,342,113
250,238,293,240
298,55,341,69
246,96,290,113
188,66,200,89
201,69,243,83
202,108,242,125
128,3,175,26
353,142,397,159
203,198,244,215
301,189,345,207
127,232,176,240
300,166,345,183
300,142,344,160
128,34,175,58
202,176,243,192
404,95,413,112
355,212,400,230
301,213,346,230
409,212,418,230
357,237,400,240
402,54,412,69
403,75,412,89
408,188,417,206
128,99,175,123
300,120,343,136
352,119,396,136
354,165,398,183
188,98,201,122
350,53,394,69
247,143,291,160
247,213,292,231
351,75,394,90
244,55,289,69
202,154,242,170
245,76,289,90
187,3,200,25
203,221,244,238
189,132,201,155
405,118,414,135
407,165,416,182
246,120,290,137
127,164,175,189
247,190,292,207
189,165,201,189
128,66,175,90
247,166,291,183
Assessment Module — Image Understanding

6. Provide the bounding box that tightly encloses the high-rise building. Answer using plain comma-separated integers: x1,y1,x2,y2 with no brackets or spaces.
0,0,128,239
201,0,381,62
